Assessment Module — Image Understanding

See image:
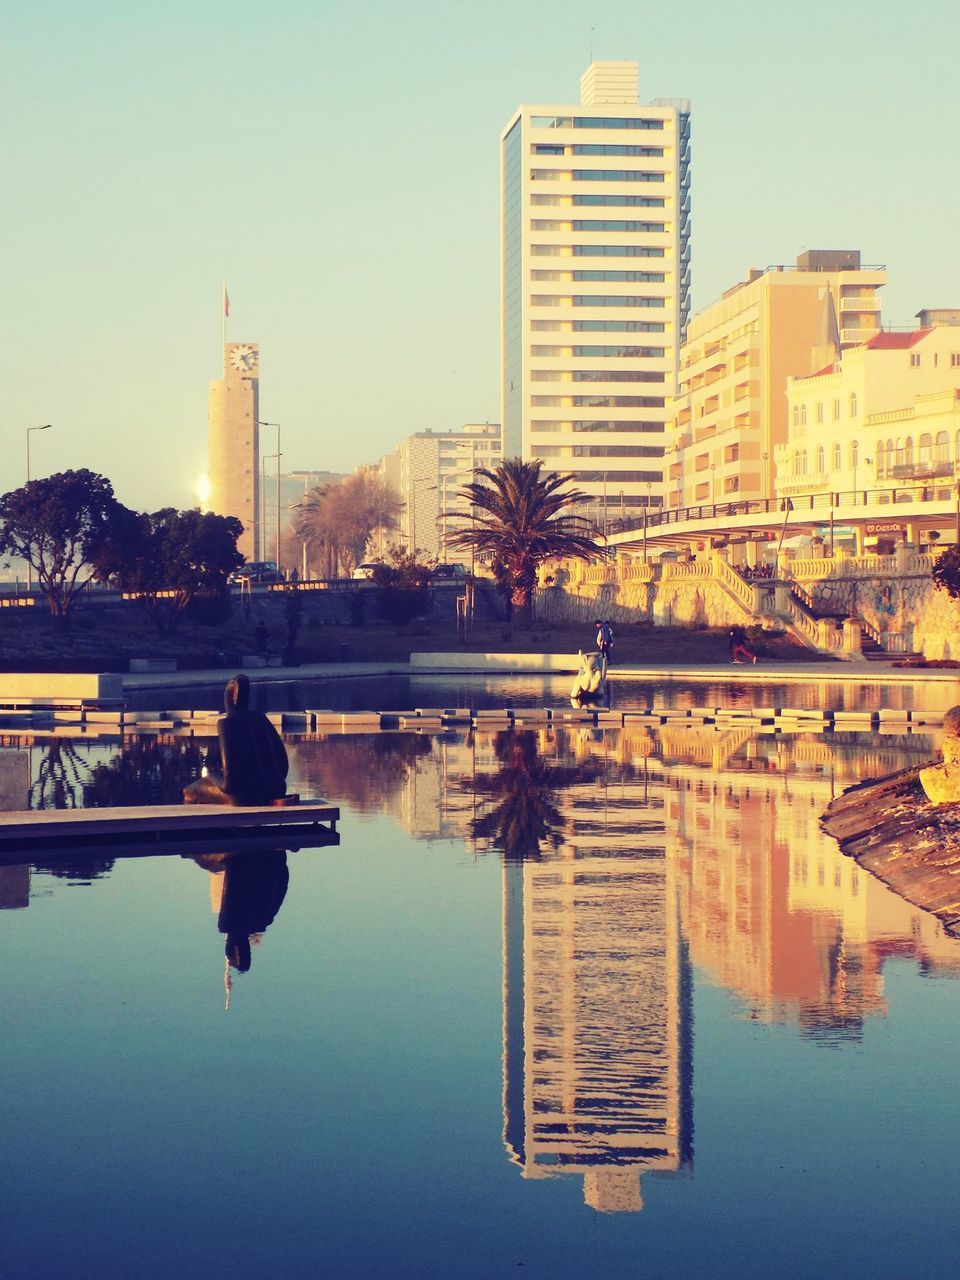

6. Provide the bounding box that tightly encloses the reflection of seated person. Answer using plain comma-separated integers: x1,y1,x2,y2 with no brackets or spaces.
198,850,289,974
184,674,288,805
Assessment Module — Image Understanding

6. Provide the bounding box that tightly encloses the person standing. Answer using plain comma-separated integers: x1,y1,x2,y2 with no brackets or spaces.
595,618,613,662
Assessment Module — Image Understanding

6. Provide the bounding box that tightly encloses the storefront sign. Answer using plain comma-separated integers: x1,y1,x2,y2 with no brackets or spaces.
864,521,906,535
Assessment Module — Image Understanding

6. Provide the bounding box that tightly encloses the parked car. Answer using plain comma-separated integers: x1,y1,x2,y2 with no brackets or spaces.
228,561,282,586
430,562,469,580
352,563,381,580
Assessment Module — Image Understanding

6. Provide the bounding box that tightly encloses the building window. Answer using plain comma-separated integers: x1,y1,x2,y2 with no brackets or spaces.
910,353,921,367
573,295,666,308
723,476,739,494
816,402,824,424
570,220,666,233
816,445,825,473
833,400,841,421
573,194,666,207
800,404,808,427
850,441,859,469
936,431,949,463
876,442,885,477
792,406,799,428
952,353,960,366
573,270,666,282
533,144,565,155
573,170,666,182
573,144,665,157
833,443,841,470
850,393,858,418
573,244,665,256
573,345,666,357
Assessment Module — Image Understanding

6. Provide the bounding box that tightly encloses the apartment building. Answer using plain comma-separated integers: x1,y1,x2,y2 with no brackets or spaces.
501,61,690,523
777,310,960,502
668,252,886,508
380,422,501,561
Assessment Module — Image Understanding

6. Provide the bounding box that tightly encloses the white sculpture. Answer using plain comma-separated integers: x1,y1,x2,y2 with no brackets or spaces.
570,649,607,701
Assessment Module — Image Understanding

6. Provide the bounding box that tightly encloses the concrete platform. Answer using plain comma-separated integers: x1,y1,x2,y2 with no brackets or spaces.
0,800,339,855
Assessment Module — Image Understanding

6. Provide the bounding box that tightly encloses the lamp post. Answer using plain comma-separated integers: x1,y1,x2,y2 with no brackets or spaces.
258,421,281,571
25,424,53,591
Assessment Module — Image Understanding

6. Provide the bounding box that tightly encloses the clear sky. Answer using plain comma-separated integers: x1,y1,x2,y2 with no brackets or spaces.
2,0,958,512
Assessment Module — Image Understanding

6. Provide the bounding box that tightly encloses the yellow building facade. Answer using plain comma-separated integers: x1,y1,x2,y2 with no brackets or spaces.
777,315,960,510
668,252,885,509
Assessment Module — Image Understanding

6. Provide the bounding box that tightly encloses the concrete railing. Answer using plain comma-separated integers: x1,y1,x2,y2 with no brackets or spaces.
661,560,712,580
711,553,759,614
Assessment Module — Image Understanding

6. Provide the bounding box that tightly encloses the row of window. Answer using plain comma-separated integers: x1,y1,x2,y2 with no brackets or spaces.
531,244,665,257
531,395,665,407
530,115,666,130
531,319,666,332
530,345,665,358
533,143,665,157
529,420,665,432
532,369,666,383
531,194,666,207
530,219,667,233
531,445,664,458
531,270,666,283
792,394,857,426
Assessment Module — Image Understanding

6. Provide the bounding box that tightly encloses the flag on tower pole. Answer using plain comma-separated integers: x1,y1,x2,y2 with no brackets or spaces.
222,282,229,352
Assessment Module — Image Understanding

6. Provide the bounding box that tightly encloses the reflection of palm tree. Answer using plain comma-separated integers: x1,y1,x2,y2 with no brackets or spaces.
292,734,431,811
468,731,605,861
30,738,92,811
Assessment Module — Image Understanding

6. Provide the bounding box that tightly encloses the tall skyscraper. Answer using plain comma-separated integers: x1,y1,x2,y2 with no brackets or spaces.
208,342,260,561
500,61,690,523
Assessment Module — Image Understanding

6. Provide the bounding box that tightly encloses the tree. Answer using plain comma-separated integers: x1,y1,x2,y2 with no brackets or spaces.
94,507,243,633
931,545,960,598
444,458,602,624
0,469,131,621
295,470,401,577
370,546,432,624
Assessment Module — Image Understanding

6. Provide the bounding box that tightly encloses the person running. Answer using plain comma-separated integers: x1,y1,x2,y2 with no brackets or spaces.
729,626,758,664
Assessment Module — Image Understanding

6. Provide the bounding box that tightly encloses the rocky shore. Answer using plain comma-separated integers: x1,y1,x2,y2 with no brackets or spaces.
822,766,960,937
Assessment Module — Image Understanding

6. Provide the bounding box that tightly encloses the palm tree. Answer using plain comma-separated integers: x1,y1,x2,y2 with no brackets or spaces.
444,458,602,624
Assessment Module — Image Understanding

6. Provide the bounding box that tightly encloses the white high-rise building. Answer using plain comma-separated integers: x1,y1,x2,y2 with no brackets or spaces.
500,61,690,525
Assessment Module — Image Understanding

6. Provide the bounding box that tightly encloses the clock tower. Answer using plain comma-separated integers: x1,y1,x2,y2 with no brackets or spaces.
208,342,260,560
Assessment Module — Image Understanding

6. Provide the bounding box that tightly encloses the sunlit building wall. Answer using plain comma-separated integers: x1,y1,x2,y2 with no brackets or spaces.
668,252,885,510
501,61,690,524
208,342,260,561
778,313,960,503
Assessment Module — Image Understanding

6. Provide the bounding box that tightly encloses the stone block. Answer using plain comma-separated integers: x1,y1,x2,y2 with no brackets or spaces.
920,763,960,804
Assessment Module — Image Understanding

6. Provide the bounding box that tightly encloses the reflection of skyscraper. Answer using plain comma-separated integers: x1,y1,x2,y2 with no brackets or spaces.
502,814,692,1211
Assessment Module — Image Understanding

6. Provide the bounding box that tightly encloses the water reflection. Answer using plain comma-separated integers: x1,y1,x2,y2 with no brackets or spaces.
291,732,432,813
195,851,290,1004
469,730,604,860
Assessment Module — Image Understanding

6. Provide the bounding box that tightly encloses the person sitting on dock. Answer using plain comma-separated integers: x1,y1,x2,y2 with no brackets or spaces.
184,674,289,806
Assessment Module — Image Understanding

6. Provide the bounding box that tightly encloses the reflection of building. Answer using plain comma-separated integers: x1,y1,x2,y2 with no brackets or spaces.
501,758,693,1212
208,342,260,560
664,732,960,1041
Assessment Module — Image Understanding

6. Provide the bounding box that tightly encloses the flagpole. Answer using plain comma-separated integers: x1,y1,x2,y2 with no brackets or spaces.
222,281,228,352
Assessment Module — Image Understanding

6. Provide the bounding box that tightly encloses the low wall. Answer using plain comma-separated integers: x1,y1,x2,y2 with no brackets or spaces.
0,673,124,703
410,653,583,673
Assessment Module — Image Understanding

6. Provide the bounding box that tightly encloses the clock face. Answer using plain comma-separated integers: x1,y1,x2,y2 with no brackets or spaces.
229,344,259,374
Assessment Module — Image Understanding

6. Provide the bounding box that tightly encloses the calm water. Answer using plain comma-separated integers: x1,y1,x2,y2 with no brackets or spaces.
126,670,958,713
1,710,958,1279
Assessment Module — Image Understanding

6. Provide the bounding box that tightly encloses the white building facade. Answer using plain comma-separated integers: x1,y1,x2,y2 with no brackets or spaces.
381,423,501,562
500,61,690,526
777,314,960,506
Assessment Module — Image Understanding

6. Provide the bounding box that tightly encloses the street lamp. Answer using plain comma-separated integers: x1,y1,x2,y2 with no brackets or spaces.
258,421,281,571
25,424,53,591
